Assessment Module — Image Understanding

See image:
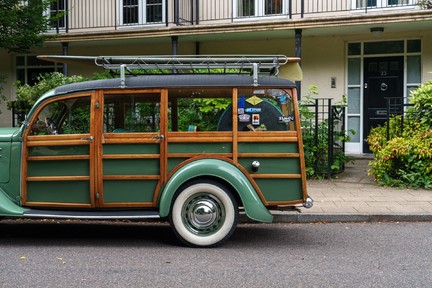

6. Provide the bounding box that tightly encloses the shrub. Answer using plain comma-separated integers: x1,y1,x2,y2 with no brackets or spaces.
10,72,86,113
368,80,432,189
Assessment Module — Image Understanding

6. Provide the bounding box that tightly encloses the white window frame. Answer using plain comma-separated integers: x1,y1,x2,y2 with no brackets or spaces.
351,0,414,9
234,0,287,18
44,0,67,31
15,55,63,86
118,0,165,26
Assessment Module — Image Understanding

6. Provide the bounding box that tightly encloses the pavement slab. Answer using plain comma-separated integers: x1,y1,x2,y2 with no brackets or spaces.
271,157,432,223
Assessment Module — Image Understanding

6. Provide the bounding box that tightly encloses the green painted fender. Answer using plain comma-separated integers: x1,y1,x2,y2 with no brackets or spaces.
159,159,273,223
0,189,27,217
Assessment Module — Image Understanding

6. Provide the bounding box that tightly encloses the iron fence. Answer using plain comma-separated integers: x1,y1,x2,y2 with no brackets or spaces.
385,97,414,140
10,100,31,128
49,0,421,32
301,98,346,179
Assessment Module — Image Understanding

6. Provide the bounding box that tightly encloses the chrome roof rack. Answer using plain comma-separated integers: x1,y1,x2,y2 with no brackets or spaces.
38,54,301,88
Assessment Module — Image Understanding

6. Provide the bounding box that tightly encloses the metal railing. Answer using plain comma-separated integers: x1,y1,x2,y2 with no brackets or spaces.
50,0,421,33
385,97,414,140
301,98,346,179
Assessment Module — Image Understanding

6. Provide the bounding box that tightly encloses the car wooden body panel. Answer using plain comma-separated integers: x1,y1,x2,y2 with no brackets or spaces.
0,55,312,246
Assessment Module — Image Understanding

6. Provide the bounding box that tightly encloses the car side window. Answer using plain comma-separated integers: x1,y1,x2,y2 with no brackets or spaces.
104,93,161,133
30,96,91,135
218,88,296,132
168,88,232,132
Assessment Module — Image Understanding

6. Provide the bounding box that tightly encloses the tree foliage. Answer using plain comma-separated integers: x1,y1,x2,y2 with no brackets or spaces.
8,72,87,115
418,0,432,9
0,0,54,53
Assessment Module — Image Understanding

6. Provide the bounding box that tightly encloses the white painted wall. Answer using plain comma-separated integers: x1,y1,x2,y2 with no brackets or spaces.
301,36,345,101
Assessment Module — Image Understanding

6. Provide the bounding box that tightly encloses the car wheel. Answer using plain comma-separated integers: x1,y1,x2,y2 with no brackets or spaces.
169,180,238,247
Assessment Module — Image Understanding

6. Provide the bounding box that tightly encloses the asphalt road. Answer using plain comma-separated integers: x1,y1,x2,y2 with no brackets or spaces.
0,219,431,288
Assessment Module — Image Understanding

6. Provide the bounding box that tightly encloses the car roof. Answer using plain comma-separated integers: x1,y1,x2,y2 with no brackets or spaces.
53,74,296,96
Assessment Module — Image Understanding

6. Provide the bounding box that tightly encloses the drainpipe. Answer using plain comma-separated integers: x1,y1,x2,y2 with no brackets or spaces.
295,29,302,99
62,42,69,76
195,42,200,55
172,36,178,73
172,36,178,55
174,0,179,25
195,0,199,25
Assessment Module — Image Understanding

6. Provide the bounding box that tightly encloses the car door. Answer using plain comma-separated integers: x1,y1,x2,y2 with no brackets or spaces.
22,93,96,208
97,89,167,208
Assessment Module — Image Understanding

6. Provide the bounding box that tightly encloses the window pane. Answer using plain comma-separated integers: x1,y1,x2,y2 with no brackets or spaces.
169,88,232,132
27,56,51,66
104,93,160,133
15,56,62,86
407,39,421,53
407,86,419,99
60,98,91,134
407,56,421,84
16,69,26,84
265,0,282,15
356,0,377,8
27,68,56,86
348,88,360,114
123,0,139,24
16,56,25,66
234,89,295,131
348,58,361,85
147,0,163,22
388,0,409,5
364,41,404,54
347,117,360,142
50,0,66,29
238,0,255,17
348,43,361,56
30,97,91,135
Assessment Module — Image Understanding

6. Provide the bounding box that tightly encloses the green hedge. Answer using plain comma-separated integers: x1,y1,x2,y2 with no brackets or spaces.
367,80,432,189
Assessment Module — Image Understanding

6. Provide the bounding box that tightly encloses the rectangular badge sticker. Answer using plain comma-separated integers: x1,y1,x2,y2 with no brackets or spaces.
252,114,260,125
238,114,250,122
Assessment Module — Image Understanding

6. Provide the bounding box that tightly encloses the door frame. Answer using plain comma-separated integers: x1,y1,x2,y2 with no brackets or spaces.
362,56,404,153
95,89,168,208
22,92,96,208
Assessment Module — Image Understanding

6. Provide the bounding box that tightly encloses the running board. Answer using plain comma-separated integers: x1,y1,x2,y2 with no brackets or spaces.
23,209,161,220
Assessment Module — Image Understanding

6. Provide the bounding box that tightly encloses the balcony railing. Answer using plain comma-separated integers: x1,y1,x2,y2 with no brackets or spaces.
51,0,421,33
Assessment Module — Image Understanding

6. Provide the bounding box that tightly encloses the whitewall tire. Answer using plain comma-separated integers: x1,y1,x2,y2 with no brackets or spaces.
169,180,238,247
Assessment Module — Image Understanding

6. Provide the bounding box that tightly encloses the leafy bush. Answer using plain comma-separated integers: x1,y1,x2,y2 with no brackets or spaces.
9,72,87,114
418,0,432,9
7,72,113,122
367,80,432,189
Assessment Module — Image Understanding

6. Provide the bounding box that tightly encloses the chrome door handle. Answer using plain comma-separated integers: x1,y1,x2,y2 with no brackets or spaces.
81,136,93,143
153,135,164,142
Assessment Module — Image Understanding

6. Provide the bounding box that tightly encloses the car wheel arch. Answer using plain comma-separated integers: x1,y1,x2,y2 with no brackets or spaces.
158,158,273,223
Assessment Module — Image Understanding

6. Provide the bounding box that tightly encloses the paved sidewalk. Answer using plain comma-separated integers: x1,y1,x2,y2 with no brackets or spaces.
272,158,432,223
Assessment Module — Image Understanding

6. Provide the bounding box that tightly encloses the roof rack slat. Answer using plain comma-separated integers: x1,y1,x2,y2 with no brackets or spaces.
37,54,302,87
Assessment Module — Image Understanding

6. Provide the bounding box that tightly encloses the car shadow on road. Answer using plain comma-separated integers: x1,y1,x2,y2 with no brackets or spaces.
0,219,177,247
0,219,326,248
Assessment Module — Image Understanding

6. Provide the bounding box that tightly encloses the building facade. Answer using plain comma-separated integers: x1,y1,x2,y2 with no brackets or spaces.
1,0,431,154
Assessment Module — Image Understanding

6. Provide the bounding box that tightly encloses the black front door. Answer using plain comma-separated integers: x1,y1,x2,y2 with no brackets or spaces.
363,56,403,153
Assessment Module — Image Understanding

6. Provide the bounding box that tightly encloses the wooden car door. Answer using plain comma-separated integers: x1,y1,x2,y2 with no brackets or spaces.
22,93,96,208
96,89,167,208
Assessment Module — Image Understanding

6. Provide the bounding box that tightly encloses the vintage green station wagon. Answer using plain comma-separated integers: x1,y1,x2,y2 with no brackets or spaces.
0,55,312,247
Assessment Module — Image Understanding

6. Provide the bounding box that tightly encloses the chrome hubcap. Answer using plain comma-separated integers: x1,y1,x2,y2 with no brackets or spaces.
183,193,225,235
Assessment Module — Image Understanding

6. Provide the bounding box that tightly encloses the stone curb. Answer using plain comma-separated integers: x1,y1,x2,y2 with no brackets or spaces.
270,213,432,223
239,213,432,223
